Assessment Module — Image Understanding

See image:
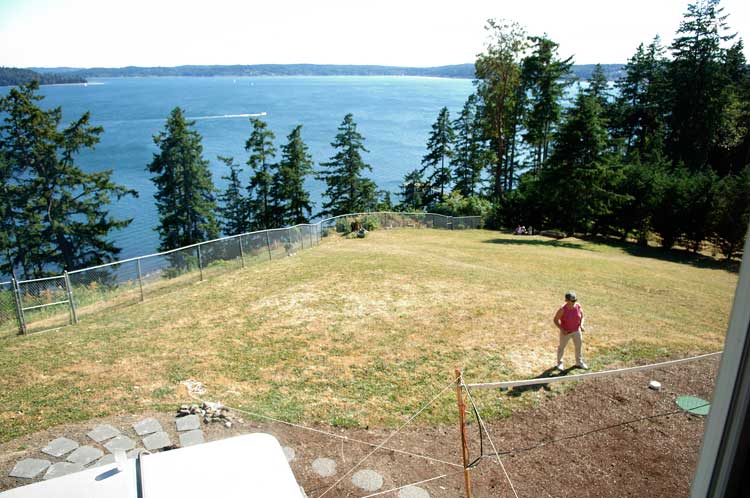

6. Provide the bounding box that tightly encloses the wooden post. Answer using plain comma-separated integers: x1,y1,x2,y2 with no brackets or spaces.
455,368,473,498
136,258,145,302
11,277,26,336
63,271,78,324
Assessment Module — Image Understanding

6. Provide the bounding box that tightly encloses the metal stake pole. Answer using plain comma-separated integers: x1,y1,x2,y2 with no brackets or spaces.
455,368,473,498
238,236,246,268
309,226,314,248
197,245,204,282
265,231,272,261
11,277,26,336
136,258,145,302
63,271,78,324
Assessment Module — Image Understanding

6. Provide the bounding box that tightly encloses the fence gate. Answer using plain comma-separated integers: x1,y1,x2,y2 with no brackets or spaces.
16,275,76,334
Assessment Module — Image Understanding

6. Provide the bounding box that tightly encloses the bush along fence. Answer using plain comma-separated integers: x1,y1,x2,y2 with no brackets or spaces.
0,212,481,338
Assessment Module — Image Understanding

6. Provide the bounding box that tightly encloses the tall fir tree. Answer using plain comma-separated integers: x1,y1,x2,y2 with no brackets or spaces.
275,125,314,225
216,156,249,235
147,107,218,251
521,35,574,171
452,94,487,196
669,0,736,171
0,81,135,277
474,19,528,201
420,107,455,204
317,114,377,216
245,117,277,230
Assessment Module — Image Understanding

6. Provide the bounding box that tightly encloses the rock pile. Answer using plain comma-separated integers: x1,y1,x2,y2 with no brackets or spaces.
176,402,233,428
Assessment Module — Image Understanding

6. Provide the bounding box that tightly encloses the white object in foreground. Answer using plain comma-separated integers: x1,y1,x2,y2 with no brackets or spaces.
649,380,662,390
1,433,303,498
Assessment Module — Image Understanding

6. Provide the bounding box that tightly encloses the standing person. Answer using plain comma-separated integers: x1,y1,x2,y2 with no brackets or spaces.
553,291,588,370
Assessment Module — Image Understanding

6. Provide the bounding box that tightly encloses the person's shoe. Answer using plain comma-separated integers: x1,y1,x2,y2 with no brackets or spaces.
575,361,589,370
556,362,564,371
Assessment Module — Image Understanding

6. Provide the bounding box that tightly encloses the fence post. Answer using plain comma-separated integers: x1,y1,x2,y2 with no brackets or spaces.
455,368,473,498
63,271,78,325
238,236,246,268
309,226,314,248
136,258,145,302
197,245,204,282
11,278,26,336
265,231,272,261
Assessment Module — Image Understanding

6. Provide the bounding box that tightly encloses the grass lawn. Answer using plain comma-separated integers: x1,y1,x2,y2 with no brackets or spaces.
0,229,738,443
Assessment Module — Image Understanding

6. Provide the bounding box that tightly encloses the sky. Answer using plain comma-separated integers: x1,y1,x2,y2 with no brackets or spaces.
1,0,749,68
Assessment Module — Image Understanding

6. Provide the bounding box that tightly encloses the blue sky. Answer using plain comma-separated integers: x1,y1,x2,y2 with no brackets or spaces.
1,0,748,67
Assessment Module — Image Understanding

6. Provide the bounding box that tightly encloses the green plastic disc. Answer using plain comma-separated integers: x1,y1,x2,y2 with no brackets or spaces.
676,395,710,416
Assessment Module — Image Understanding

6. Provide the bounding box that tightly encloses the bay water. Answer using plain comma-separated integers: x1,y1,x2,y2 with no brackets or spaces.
33,76,474,261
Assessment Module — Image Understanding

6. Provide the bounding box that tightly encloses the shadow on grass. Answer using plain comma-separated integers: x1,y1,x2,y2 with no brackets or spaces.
482,237,595,252
506,366,577,397
484,234,740,273
587,235,740,274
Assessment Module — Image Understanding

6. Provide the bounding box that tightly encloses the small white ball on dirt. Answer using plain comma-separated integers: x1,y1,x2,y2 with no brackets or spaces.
649,380,662,390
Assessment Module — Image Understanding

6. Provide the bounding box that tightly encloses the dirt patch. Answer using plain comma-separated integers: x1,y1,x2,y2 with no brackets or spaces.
0,356,718,497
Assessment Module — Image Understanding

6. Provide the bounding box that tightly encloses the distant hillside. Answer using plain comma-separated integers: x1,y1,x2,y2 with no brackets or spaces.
0,67,86,86
28,63,625,81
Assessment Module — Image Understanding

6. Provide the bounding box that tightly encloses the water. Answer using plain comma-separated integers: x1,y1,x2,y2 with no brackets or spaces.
32,76,474,261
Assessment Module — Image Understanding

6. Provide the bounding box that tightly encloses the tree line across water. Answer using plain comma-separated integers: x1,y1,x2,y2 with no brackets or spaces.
1,0,748,279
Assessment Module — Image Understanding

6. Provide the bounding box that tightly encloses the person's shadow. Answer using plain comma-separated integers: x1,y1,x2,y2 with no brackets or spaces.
506,366,574,397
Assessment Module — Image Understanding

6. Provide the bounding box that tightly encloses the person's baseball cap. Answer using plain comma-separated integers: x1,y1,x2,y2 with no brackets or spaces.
565,291,577,302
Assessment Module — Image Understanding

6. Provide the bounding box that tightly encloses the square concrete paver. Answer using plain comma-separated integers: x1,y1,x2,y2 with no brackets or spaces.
87,424,120,443
127,448,146,459
92,454,116,468
67,446,104,466
133,418,163,436
43,462,83,480
175,414,200,432
178,430,204,447
41,437,79,458
142,431,172,451
9,459,51,479
104,435,136,453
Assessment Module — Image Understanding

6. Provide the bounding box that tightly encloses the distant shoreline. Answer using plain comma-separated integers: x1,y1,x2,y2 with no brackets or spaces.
27,63,625,81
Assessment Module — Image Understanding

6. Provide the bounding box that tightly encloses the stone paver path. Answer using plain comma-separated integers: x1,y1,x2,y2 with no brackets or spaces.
133,418,163,436
283,446,296,463
104,435,136,453
127,448,146,459
87,424,120,443
9,459,51,479
311,458,337,478
398,486,430,498
352,469,384,492
175,414,200,432
142,431,172,451
43,462,83,480
66,446,104,466
41,437,79,458
178,430,204,447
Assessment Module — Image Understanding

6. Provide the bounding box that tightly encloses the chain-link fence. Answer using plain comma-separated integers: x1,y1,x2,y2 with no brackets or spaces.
6,213,479,336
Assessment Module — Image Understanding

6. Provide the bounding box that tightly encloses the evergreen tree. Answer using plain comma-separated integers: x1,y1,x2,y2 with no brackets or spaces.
540,87,620,234
452,94,488,196
399,169,427,210
317,114,377,216
275,125,314,225
669,0,737,171
0,81,135,277
216,156,248,235
420,107,455,204
245,117,277,230
710,167,750,259
521,35,574,171
474,19,528,201
147,107,218,251
613,38,670,162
